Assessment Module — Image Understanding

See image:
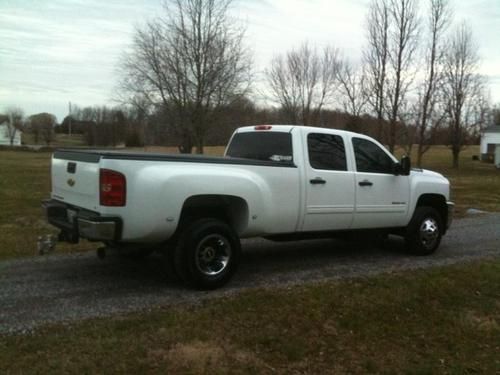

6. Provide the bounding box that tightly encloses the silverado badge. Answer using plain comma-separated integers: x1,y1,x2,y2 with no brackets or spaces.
67,178,75,187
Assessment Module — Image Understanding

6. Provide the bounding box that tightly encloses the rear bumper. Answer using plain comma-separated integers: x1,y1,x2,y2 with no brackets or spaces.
446,201,455,230
42,199,122,242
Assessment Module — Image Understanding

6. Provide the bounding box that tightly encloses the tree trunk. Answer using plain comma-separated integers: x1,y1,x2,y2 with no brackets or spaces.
196,138,204,154
376,115,384,143
417,142,424,167
452,148,459,168
178,133,193,154
388,119,396,154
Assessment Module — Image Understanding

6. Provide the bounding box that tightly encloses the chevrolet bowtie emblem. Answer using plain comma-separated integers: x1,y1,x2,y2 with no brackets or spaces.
67,178,75,187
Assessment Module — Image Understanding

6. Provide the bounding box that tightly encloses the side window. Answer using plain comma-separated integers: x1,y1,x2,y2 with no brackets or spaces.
352,138,394,174
307,133,347,171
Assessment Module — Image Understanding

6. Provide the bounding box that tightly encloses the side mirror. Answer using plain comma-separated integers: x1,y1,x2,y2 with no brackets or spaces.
393,155,411,176
400,155,411,176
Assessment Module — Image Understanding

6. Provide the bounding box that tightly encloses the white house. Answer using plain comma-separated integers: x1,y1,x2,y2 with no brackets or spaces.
0,121,22,146
480,125,500,167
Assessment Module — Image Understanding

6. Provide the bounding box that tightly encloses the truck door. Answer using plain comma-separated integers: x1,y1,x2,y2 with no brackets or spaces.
351,137,410,228
302,132,355,232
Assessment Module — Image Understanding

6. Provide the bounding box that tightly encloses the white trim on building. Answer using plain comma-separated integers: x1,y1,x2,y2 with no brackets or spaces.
480,126,500,166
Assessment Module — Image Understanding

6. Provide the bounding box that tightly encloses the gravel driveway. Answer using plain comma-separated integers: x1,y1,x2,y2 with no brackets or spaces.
1,213,499,334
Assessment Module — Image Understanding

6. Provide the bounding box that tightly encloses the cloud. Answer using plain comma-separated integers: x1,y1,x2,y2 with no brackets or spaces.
1,0,499,121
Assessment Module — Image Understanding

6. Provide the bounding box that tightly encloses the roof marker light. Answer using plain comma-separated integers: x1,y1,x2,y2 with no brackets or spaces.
254,125,273,130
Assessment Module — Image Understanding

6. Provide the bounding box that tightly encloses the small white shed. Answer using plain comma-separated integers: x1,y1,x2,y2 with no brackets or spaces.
0,121,22,146
480,125,500,167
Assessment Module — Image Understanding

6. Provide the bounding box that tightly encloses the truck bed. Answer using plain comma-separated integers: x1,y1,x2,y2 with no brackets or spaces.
53,149,296,168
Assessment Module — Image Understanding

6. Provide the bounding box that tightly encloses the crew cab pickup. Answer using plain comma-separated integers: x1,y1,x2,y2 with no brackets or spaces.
43,125,454,289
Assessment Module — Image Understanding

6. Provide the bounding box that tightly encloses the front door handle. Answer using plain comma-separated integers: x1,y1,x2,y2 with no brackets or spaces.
358,180,373,187
310,177,326,185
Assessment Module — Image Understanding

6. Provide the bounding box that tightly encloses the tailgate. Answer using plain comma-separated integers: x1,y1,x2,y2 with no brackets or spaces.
51,150,101,210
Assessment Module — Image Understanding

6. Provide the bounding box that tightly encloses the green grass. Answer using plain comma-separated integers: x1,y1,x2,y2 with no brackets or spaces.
0,145,499,260
21,133,86,147
0,145,499,373
1,260,499,373
404,146,500,216
0,151,95,260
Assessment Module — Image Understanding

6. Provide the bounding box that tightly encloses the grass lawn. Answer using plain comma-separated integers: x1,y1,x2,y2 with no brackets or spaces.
21,133,86,147
0,151,96,260
0,144,499,373
1,259,499,373
403,146,500,217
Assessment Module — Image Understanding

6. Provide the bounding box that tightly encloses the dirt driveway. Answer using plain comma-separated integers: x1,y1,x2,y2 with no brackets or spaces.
1,213,499,334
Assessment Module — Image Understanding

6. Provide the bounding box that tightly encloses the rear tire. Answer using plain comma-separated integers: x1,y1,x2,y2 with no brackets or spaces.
405,206,443,255
173,218,241,290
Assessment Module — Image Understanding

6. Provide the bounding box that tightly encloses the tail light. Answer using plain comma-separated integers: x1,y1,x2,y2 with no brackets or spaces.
100,169,126,206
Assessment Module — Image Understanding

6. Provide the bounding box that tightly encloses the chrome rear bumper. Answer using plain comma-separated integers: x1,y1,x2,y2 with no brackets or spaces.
42,199,122,242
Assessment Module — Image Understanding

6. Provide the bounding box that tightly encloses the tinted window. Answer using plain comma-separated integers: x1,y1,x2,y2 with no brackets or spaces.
307,133,347,171
353,138,394,174
226,132,293,163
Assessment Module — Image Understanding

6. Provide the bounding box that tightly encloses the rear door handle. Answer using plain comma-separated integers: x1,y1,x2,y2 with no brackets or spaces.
310,177,326,185
358,180,373,187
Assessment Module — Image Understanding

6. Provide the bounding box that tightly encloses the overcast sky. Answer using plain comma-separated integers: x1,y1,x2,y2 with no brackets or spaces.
1,0,499,122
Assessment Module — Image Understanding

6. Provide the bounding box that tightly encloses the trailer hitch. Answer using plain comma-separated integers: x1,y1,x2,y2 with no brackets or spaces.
37,235,56,255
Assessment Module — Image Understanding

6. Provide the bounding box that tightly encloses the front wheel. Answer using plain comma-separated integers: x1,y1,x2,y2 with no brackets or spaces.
405,207,443,255
173,218,241,290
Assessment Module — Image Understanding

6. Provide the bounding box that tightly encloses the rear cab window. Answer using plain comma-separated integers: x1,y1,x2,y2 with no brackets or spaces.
307,133,347,171
225,131,293,164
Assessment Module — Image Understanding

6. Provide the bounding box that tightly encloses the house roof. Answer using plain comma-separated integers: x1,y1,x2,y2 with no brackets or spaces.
483,125,500,133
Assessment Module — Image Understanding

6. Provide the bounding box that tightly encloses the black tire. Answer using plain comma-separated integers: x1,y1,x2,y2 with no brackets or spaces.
173,218,241,290
405,206,443,255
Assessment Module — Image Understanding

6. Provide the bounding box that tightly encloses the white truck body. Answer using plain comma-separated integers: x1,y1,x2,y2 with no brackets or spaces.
44,125,454,289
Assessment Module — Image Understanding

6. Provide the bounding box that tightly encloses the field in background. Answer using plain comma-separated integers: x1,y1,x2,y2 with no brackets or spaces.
21,133,86,147
1,260,499,373
0,145,499,260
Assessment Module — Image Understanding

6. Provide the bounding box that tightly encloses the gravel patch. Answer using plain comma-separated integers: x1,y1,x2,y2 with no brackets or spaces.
1,213,499,335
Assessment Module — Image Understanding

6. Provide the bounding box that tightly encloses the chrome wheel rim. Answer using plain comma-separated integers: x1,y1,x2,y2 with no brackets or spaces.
195,234,231,276
419,218,439,250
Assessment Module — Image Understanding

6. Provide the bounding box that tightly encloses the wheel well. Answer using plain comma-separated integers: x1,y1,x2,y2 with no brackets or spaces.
416,194,447,231
178,195,249,235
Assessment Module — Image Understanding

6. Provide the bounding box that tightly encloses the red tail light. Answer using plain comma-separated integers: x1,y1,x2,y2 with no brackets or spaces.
100,169,126,206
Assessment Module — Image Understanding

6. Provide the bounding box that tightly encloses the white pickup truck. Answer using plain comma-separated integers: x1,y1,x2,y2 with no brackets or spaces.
43,125,454,289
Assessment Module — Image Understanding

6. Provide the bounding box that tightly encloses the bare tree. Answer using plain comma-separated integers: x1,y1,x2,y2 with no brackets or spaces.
266,43,341,126
28,113,56,145
492,104,500,126
466,91,490,142
4,107,24,145
386,0,420,153
414,0,451,167
442,22,484,168
337,58,367,117
363,0,390,141
119,0,252,153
